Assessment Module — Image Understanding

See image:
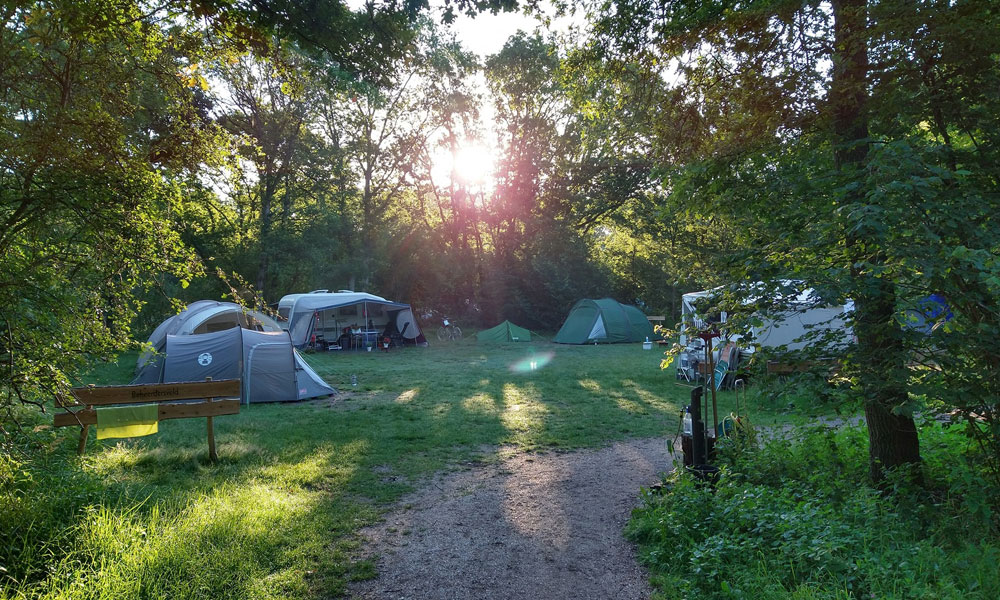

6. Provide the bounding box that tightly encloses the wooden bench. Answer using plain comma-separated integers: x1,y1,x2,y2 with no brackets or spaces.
54,378,241,460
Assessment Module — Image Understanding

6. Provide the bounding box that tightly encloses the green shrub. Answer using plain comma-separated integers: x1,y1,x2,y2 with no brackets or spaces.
628,424,1000,599
747,372,850,415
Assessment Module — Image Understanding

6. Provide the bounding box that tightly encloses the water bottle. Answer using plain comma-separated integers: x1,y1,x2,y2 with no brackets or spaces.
351,374,357,387
682,407,693,436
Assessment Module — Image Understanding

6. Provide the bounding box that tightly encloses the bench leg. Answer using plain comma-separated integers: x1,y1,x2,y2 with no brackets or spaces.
77,424,89,456
207,416,217,461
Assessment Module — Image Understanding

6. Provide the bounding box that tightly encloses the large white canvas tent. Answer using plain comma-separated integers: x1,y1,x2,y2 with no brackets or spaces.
678,283,853,356
675,283,852,383
134,302,334,403
278,291,425,348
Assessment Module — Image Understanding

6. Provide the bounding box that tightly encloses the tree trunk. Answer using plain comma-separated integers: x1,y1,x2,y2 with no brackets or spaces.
854,275,922,481
831,0,921,482
256,172,277,296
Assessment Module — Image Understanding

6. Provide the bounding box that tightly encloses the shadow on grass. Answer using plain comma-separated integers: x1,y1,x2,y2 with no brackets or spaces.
8,342,691,599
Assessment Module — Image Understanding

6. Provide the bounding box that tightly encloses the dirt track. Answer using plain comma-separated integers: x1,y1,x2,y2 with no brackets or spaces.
349,437,675,600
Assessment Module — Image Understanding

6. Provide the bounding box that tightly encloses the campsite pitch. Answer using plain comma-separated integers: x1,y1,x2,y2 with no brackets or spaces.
13,341,762,599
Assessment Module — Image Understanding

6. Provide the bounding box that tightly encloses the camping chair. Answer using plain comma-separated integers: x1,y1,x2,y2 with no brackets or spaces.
677,355,694,382
392,322,410,348
714,343,737,391
350,326,363,350
724,348,741,389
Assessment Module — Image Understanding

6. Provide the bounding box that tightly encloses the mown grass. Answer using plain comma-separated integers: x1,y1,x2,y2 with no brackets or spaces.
3,339,733,599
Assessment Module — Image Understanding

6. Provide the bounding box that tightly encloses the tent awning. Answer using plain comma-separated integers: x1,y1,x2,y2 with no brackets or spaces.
300,299,411,313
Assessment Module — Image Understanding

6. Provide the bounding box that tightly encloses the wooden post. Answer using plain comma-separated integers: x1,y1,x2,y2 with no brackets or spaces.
76,386,95,456
205,377,217,462
78,424,89,456
698,331,720,439
207,416,217,461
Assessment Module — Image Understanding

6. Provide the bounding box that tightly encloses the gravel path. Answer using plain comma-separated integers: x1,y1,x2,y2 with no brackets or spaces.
349,437,676,600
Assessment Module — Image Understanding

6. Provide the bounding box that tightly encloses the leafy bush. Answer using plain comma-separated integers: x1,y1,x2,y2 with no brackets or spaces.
628,424,1000,599
746,371,851,415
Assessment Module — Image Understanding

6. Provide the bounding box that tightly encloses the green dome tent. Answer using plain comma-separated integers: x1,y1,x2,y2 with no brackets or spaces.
553,298,657,344
476,320,532,343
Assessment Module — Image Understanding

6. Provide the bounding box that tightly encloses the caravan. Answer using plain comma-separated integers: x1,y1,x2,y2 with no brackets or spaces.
676,284,853,381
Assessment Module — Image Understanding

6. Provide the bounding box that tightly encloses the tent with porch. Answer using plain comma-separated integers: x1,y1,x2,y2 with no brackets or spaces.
133,303,334,403
476,320,532,343
278,291,425,349
553,298,657,344
135,300,284,372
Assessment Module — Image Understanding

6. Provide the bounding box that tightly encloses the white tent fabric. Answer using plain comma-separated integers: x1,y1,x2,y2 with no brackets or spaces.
679,282,852,354
241,330,298,404
588,316,606,340
395,309,419,339
278,291,422,347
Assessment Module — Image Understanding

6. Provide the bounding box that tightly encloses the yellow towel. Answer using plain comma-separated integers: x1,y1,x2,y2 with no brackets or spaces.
96,404,159,440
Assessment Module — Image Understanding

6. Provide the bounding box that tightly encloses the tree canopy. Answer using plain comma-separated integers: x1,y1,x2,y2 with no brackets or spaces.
1,0,998,485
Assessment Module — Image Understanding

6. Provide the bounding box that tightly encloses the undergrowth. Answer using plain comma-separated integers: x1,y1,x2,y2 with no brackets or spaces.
627,423,1000,599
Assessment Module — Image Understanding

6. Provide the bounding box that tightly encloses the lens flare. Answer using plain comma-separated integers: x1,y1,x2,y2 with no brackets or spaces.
509,350,555,374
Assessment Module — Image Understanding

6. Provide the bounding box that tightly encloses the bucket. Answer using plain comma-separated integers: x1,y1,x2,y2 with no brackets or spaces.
642,341,652,350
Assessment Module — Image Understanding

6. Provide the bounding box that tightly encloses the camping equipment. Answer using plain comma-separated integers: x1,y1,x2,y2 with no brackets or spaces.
681,386,716,468
476,320,532,343
135,300,284,374
681,386,720,485
714,343,738,391
133,326,333,403
553,298,658,344
676,282,852,381
278,291,425,349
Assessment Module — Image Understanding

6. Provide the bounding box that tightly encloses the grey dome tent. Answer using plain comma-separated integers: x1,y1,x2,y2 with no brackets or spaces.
553,298,657,344
134,303,334,403
135,300,285,373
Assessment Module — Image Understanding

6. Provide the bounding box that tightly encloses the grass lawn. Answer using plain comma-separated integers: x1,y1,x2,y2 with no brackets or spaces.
4,339,763,599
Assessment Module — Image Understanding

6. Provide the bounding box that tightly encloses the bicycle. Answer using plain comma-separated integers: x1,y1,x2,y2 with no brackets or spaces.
436,317,463,341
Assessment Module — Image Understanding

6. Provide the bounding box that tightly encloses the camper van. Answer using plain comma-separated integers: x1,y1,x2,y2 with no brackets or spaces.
676,284,853,381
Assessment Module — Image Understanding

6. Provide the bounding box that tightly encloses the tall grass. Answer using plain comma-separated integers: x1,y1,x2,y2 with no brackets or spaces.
3,340,710,598
627,423,1000,599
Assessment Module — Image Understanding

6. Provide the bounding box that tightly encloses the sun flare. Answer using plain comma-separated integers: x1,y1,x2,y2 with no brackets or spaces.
430,143,495,187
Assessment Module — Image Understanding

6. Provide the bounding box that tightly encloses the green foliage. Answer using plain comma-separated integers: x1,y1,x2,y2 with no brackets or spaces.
746,373,850,416
578,0,1000,479
0,1,210,414
629,423,1000,599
